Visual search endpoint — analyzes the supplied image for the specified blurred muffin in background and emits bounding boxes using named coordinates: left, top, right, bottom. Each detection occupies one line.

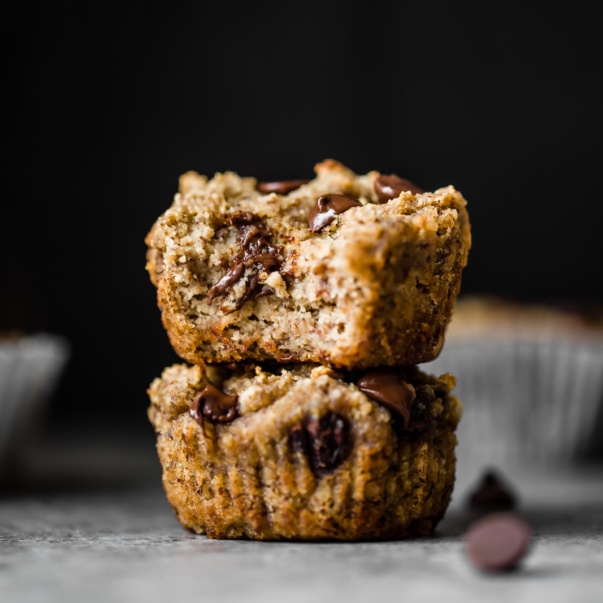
left=0, top=332, right=71, bottom=480
left=421, top=295, right=603, bottom=470
left=443, top=295, right=603, bottom=344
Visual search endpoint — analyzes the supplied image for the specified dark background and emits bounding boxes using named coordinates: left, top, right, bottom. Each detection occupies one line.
left=3, top=2, right=602, bottom=439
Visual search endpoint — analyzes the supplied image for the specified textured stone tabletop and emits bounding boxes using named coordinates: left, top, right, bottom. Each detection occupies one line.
left=1, top=433, right=603, bottom=603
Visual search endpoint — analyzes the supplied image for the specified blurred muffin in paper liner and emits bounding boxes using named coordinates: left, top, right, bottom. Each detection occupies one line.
left=0, top=332, right=71, bottom=478
left=421, top=295, right=603, bottom=469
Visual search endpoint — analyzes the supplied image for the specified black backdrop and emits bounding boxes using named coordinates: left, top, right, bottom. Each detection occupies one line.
left=3, top=2, right=602, bottom=433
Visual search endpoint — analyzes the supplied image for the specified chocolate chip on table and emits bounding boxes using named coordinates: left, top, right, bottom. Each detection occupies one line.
left=464, top=512, right=533, bottom=572
left=356, top=368, right=416, bottom=429
left=374, top=174, right=424, bottom=202
left=308, top=194, right=362, bottom=233
left=290, top=411, right=351, bottom=476
left=190, top=384, right=239, bottom=425
left=467, top=468, right=518, bottom=514
left=257, top=179, right=310, bottom=194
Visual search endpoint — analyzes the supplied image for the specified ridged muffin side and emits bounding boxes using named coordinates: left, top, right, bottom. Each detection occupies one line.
left=147, top=363, right=462, bottom=541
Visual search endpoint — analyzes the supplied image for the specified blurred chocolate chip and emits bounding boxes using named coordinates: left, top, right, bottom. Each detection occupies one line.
left=467, top=468, right=517, bottom=514
left=257, top=179, right=310, bottom=194
left=357, top=368, right=416, bottom=429
left=464, top=512, right=533, bottom=572
left=308, top=193, right=362, bottom=232
left=290, top=412, right=351, bottom=476
left=190, top=384, right=239, bottom=425
left=374, top=174, right=424, bottom=202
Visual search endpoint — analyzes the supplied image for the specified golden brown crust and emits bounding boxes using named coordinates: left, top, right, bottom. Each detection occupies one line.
left=144, top=159, right=471, bottom=369
left=147, top=363, right=462, bottom=541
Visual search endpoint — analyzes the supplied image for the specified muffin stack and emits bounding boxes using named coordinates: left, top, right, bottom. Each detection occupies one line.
left=144, top=159, right=472, bottom=540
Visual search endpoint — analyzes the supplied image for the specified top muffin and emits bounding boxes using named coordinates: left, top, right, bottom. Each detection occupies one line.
left=145, top=159, right=471, bottom=369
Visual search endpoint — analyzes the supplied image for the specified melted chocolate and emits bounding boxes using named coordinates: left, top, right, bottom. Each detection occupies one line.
left=208, top=212, right=284, bottom=312
left=356, top=368, right=416, bottom=429
left=190, top=384, right=239, bottom=425
left=308, top=193, right=362, bottom=232
left=257, top=179, right=310, bottom=194
left=374, top=174, right=424, bottom=202
left=290, top=412, right=351, bottom=476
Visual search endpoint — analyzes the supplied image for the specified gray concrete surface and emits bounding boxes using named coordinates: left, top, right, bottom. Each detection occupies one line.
left=1, top=434, right=602, bottom=603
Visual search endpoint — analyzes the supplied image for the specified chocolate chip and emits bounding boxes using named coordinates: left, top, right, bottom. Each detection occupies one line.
left=374, top=174, right=424, bottom=202
left=226, top=211, right=257, bottom=227
left=308, top=194, right=362, bottom=233
left=357, top=368, right=416, bottom=429
left=464, top=513, right=533, bottom=572
left=257, top=179, right=310, bottom=195
left=467, top=469, right=518, bottom=514
left=190, top=384, right=239, bottom=425
left=208, top=212, right=285, bottom=312
left=290, top=412, right=351, bottom=476
left=208, top=262, right=246, bottom=302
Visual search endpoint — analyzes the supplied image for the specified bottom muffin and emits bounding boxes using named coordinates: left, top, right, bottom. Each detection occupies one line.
left=147, top=362, right=462, bottom=541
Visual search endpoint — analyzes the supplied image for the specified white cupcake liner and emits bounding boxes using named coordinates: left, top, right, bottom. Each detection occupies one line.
left=0, top=333, right=71, bottom=471
left=422, top=337, right=603, bottom=469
